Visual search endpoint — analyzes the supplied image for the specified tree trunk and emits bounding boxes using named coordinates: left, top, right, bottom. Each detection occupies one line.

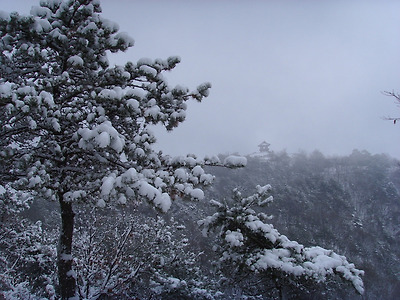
left=275, top=278, right=285, bottom=300
left=58, top=193, right=77, bottom=299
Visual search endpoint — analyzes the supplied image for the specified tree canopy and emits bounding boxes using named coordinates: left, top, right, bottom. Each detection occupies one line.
left=0, top=0, right=218, bottom=297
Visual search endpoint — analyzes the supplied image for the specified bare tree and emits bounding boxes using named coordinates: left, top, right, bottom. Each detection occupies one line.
left=382, top=90, right=400, bottom=124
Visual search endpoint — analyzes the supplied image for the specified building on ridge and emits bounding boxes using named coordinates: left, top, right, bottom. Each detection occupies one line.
left=258, top=141, right=271, bottom=153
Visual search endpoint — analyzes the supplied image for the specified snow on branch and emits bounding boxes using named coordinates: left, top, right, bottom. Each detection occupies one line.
left=199, top=185, right=364, bottom=294
left=382, top=90, right=400, bottom=124
left=223, top=155, right=247, bottom=168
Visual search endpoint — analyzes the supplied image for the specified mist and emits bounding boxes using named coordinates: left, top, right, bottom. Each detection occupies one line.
left=3, top=0, right=400, bottom=158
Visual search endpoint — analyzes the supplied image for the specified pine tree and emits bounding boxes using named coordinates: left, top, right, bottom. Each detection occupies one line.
left=199, top=185, right=364, bottom=298
left=0, top=0, right=219, bottom=297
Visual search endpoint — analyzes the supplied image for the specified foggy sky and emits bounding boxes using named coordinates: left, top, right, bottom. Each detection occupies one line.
left=2, top=0, right=400, bottom=158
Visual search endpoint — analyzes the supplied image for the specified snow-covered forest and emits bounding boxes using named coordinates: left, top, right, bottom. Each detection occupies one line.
left=2, top=148, right=399, bottom=299
left=0, top=1, right=399, bottom=299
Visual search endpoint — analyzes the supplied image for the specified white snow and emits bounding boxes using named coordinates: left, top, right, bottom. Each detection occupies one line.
left=96, top=198, right=106, bottom=208
left=166, top=277, right=182, bottom=289
left=225, top=230, right=244, bottom=247
left=78, top=121, right=125, bottom=152
left=204, top=155, right=221, bottom=165
left=154, top=193, right=172, bottom=213
left=138, top=181, right=159, bottom=200
left=200, top=173, right=214, bottom=185
left=28, top=175, right=42, bottom=187
left=122, top=168, right=137, bottom=182
left=67, top=55, right=84, bottom=67
left=40, top=89, right=57, bottom=106
left=0, top=185, right=6, bottom=195
left=185, top=187, right=204, bottom=200
left=135, top=147, right=145, bottom=157
left=29, top=119, right=37, bottom=129
left=0, top=82, right=12, bottom=97
left=98, top=88, right=121, bottom=100
left=100, top=17, right=119, bottom=32
left=96, top=105, right=105, bottom=115
left=137, top=57, right=153, bottom=66
left=51, top=118, right=61, bottom=132
left=78, top=128, right=94, bottom=141
left=249, top=239, right=365, bottom=294
left=127, top=99, right=139, bottom=110
left=119, top=152, right=127, bottom=162
left=185, top=156, right=197, bottom=167
left=118, top=194, right=127, bottom=204
left=33, top=17, right=52, bottom=33
left=173, top=85, right=189, bottom=94
left=191, top=165, right=204, bottom=177
left=83, top=21, right=98, bottom=33
left=256, top=184, right=272, bottom=194
left=64, top=190, right=87, bottom=202
left=154, top=177, right=166, bottom=188
left=96, top=131, right=110, bottom=148
left=16, top=86, right=35, bottom=95
left=139, top=65, right=157, bottom=77
left=144, top=105, right=161, bottom=119
left=196, top=82, right=212, bottom=96
left=223, top=155, right=247, bottom=167
left=174, top=168, right=188, bottom=181
left=101, top=174, right=116, bottom=196
left=30, top=6, right=52, bottom=18
left=246, top=220, right=278, bottom=244
left=115, top=32, right=134, bottom=47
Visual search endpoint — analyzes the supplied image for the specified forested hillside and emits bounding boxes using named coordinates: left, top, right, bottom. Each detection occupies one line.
left=206, top=149, right=400, bottom=299
left=2, top=148, right=398, bottom=299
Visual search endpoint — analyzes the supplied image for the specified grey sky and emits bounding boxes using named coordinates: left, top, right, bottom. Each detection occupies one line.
left=2, top=0, right=400, bottom=158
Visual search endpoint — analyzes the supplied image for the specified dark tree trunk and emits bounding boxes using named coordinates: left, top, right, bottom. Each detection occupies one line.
left=58, top=193, right=77, bottom=299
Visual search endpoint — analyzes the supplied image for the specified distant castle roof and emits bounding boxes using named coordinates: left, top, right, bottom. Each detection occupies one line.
left=258, top=141, right=270, bottom=147
left=258, top=141, right=270, bottom=152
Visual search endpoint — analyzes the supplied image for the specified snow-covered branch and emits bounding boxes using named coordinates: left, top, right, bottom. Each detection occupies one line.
left=199, top=185, right=364, bottom=295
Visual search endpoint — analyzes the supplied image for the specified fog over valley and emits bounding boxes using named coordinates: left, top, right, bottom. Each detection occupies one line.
left=4, top=0, right=399, bottom=158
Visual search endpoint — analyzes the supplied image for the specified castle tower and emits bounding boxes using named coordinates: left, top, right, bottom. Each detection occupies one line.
left=258, top=141, right=270, bottom=153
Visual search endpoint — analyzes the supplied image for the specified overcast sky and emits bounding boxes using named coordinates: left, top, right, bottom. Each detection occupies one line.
left=2, top=0, right=400, bottom=158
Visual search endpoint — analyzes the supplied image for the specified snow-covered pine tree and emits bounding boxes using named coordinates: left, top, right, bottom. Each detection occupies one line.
left=0, top=0, right=226, bottom=298
left=199, top=185, right=364, bottom=298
